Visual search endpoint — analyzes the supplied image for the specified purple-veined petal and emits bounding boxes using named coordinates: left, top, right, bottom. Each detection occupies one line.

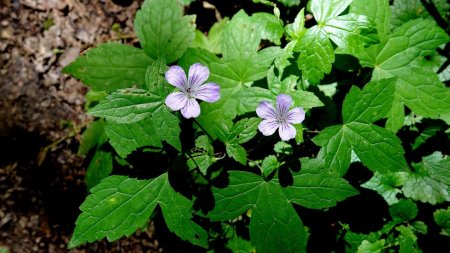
left=165, top=92, right=188, bottom=111
left=258, top=119, right=279, bottom=136
left=165, top=65, right=187, bottom=89
left=278, top=123, right=296, bottom=141
left=181, top=98, right=201, bottom=119
left=194, top=83, right=220, bottom=102
left=188, top=63, right=210, bottom=89
left=276, top=94, right=293, bottom=116
left=287, top=107, right=305, bottom=124
left=256, top=101, right=278, bottom=120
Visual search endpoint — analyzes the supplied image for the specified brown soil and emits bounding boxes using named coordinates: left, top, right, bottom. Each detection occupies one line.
left=0, top=0, right=161, bottom=252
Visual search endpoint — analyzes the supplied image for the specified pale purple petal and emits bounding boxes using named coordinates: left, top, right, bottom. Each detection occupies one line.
left=256, top=101, right=278, bottom=120
left=278, top=123, right=296, bottom=141
left=194, top=83, right=220, bottom=102
left=188, top=63, right=210, bottom=89
left=165, top=92, right=188, bottom=111
left=287, top=107, right=305, bottom=124
left=165, top=66, right=187, bottom=89
left=258, top=119, right=279, bottom=136
left=276, top=94, right=293, bottom=116
left=181, top=98, right=201, bottom=119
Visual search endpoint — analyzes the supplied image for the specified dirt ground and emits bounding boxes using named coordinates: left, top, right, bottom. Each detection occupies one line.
left=0, top=0, right=162, bottom=252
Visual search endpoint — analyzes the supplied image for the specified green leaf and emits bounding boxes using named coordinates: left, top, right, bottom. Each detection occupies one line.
left=226, top=143, right=248, bottom=165
left=305, top=0, right=378, bottom=63
left=368, top=19, right=450, bottom=119
left=390, top=0, right=450, bottom=29
left=209, top=171, right=307, bottom=253
left=288, top=8, right=305, bottom=39
left=322, top=13, right=377, bottom=52
left=422, top=152, right=450, bottom=185
left=361, top=172, right=407, bottom=205
left=284, top=158, right=359, bottom=209
left=434, top=207, right=450, bottom=236
left=89, top=88, right=161, bottom=124
left=187, top=154, right=212, bottom=175
left=69, top=174, right=208, bottom=249
left=216, top=118, right=260, bottom=165
left=78, top=120, right=107, bottom=156
left=274, top=141, right=293, bottom=155
left=314, top=126, right=352, bottom=176
left=250, top=182, right=306, bottom=253
left=226, top=229, right=255, bottom=253
left=210, top=164, right=356, bottom=252
left=158, top=177, right=208, bottom=247
left=192, top=18, right=228, bottom=54
left=314, top=77, right=408, bottom=175
left=144, top=58, right=168, bottom=91
left=187, top=135, right=214, bottom=174
left=389, top=199, right=418, bottom=222
left=219, top=11, right=272, bottom=81
left=105, top=110, right=181, bottom=158
left=373, top=19, right=449, bottom=70
left=63, top=43, right=153, bottom=92
left=342, top=78, right=397, bottom=123
left=346, top=123, right=408, bottom=174
left=251, top=13, right=284, bottom=45
left=296, top=27, right=334, bottom=84
left=226, top=118, right=261, bottom=144
left=403, top=152, right=450, bottom=204
left=85, top=150, right=113, bottom=190
left=350, top=0, right=391, bottom=41
left=357, top=239, right=385, bottom=253
left=403, top=173, right=450, bottom=205
left=396, top=225, right=421, bottom=253
left=365, top=152, right=450, bottom=205
left=314, top=123, right=407, bottom=176
left=385, top=96, right=405, bottom=133
left=292, top=90, right=324, bottom=109
left=310, top=0, right=353, bottom=22
left=394, top=68, right=450, bottom=119
left=209, top=171, right=263, bottom=221
left=134, top=0, right=195, bottom=63
left=261, top=155, right=279, bottom=177
left=411, top=221, right=428, bottom=235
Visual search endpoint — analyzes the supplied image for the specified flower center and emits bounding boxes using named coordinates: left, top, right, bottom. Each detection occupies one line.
left=184, top=87, right=195, bottom=99
left=276, top=113, right=287, bottom=125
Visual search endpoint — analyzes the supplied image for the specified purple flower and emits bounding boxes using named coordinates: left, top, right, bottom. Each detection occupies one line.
left=165, top=63, right=220, bottom=119
left=256, top=94, right=305, bottom=141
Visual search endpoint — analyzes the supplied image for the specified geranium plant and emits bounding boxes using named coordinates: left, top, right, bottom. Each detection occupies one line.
left=64, top=0, right=450, bottom=252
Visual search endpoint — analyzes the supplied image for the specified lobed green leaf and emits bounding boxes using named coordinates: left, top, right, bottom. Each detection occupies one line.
left=342, top=78, right=397, bottom=124
left=89, top=89, right=161, bottom=124
left=63, top=43, right=153, bottom=92
left=134, top=0, right=195, bottom=63
left=69, top=174, right=208, bottom=249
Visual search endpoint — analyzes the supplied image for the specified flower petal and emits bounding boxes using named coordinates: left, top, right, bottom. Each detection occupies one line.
left=165, top=65, right=187, bottom=89
left=258, top=119, right=279, bottom=136
left=276, top=94, right=293, bottom=116
left=181, top=98, right=201, bottom=119
left=188, top=63, right=209, bottom=89
left=278, top=123, right=296, bottom=141
left=287, top=107, right=305, bottom=124
left=256, top=101, right=278, bottom=120
left=194, top=83, right=220, bottom=102
left=165, top=92, right=188, bottom=111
